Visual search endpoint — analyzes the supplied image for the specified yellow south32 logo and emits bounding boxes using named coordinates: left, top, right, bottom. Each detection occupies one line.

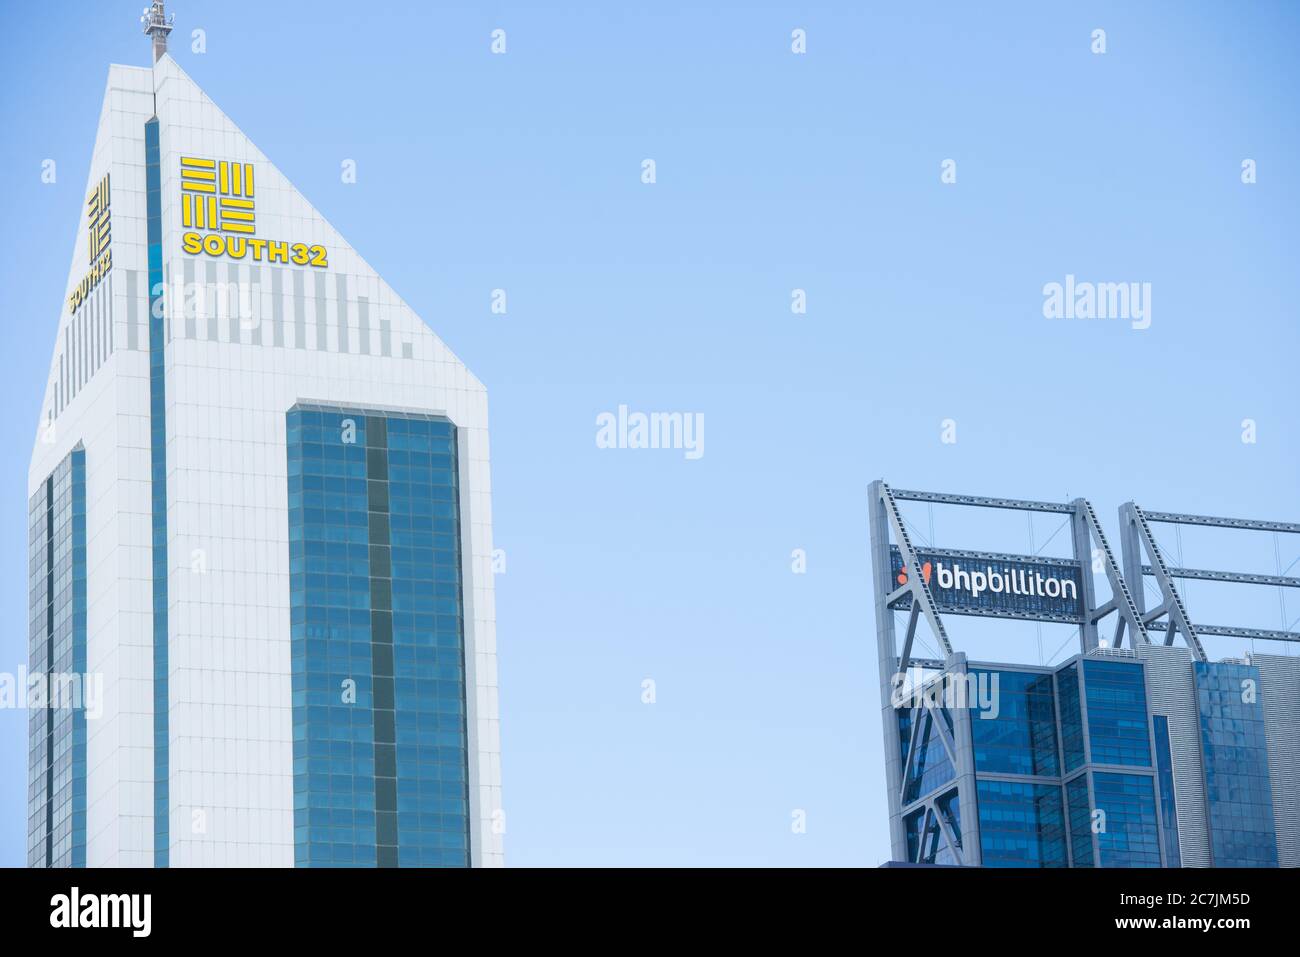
left=179, top=156, right=328, bottom=268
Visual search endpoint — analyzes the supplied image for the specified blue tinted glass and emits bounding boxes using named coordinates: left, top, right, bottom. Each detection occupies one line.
left=1093, top=772, right=1161, bottom=867
left=144, top=116, right=170, bottom=866
left=938, top=789, right=962, bottom=858
left=904, top=788, right=962, bottom=865
left=1194, top=662, right=1277, bottom=867
left=976, top=779, right=1066, bottom=867
left=27, top=449, right=87, bottom=868
left=1065, top=775, right=1094, bottom=867
left=289, top=406, right=469, bottom=867
left=899, top=707, right=955, bottom=803
left=970, top=669, right=1059, bottom=776
left=1083, top=660, right=1151, bottom=767
left=1056, top=663, right=1085, bottom=773
left=1152, top=715, right=1180, bottom=867
left=903, top=806, right=925, bottom=863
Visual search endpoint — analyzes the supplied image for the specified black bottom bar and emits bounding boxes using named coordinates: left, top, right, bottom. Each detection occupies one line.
left=0, top=865, right=1284, bottom=942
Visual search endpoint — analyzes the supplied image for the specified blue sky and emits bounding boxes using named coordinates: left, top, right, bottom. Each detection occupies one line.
left=0, top=1, right=1297, bottom=866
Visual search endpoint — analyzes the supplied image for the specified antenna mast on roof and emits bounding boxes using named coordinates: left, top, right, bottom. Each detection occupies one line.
left=141, top=1, right=175, bottom=63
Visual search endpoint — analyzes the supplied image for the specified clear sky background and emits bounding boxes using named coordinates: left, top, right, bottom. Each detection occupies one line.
left=0, top=1, right=1297, bottom=867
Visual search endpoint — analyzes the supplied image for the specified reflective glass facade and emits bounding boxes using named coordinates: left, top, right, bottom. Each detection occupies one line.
left=898, top=706, right=955, bottom=803
left=975, top=779, right=1067, bottom=867
left=1092, top=771, right=1161, bottom=867
left=145, top=115, right=170, bottom=867
left=969, top=669, right=1058, bottom=776
left=1194, top=661, right=1278, bottom=867
left=288, top=405, right=470, bottom=867
left=27, top=448, right=87, bottom=868
left=938, top=789, right=961, bottom=860
left=1057, top=663, right=1085, bottom=773
left=904, top=790, right=961, bottom=865
left=961, top=664, right=1161, bottom=868
left=1152, top=715, right=1181, bottom=867
left=1082, top=660, right=1151, bottom=767
left=950, top=656, right=1285, bottom=868
left=1065, top=775, right=1094, bottom=867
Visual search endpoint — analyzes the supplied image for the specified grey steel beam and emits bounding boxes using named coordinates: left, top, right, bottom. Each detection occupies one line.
left=1089, top=598, right=1118, bottom=624
left=880, top=482, right=953, bottom=661
left=1073, top=498, right=1150, bottom=651
left=899, top=704, right=925, bottom=804
left=1072, top=502, right=1100, bottom=652
left=914, top=807, right=933, bottom=863
left=1122, top=503, right=1205, bottom=661
left=1142, top=605, right=1169, bottom=625
left=932, top=797, right=963, bottom=864
left=897, top=700, right=960, bottom=806
left=1118, top=502, right=1146, bottom=650
left=916, top=604, right=1085, bottom=625
left=1146, top=621, right=1300, bottom=642
left=928, top=701, right=959, bottom=767
left=891, top=488, right=1073, bottom=514
left=1129, top=502, right=1300, bottom=653
left=1143, top=565, right=1300, bottom=589
left=1142, top=511, right=1300, bottom=535
left=892, top=545, right=1081, bottom=567
left=869, top=480, right=911, bottom=863
left=898, top=603, right=922, bottom=687
left=947, top=653, right=980, bottom=866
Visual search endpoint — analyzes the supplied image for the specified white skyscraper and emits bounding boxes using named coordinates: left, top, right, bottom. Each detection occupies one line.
left=27, top=3, right=502, bottom=867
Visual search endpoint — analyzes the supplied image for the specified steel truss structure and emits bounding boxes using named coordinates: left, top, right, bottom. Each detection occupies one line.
left=869, top=480, right=1154, bottom=865
left=1119, top=504, right=1300, bottom=657
left=870, top=480, right=1300, bottom=867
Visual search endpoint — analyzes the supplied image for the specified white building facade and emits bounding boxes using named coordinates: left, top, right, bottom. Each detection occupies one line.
left=28, top=42, right=502, bottom=867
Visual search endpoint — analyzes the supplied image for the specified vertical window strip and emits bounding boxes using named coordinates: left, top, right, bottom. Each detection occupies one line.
left=145, top=117, right=170, bottom=867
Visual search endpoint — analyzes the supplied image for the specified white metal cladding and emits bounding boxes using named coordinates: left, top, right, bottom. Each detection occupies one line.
left=30, top=55, right=503, bottom=867
left=149, top=53, right=502, bottom=867
left=1253, top=654, right=1300, bottom=867
left=1137, top=644, right=1211, bottom=868
left=154, top=263, right=418, bottom=357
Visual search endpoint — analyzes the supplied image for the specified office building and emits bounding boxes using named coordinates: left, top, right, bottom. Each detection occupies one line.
left=870, top=481, right=1298, bottom=867
left=27, top=3, right=503, bottom=867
